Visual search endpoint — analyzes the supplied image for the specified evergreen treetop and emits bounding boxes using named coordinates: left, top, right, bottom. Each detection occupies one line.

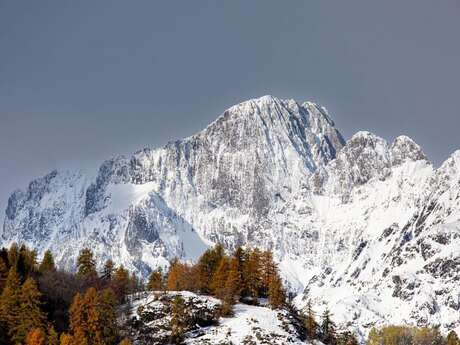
left=39, top=250, right=56, bottom=273
left=76, top=248, right=97, bottom=278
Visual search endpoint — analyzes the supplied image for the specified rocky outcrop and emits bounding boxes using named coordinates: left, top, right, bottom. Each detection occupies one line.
left=123, top=291, right=308, bottom=345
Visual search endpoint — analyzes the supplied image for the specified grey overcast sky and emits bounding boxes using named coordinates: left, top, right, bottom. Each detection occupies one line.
left=0, top=0, right=460, bottom=217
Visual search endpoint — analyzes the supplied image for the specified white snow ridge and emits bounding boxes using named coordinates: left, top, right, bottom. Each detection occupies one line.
left=2, top=95, right=460, bottom=337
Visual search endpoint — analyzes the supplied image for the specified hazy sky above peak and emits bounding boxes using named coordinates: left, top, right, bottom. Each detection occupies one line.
left=0, top=0, right=459, bottom=217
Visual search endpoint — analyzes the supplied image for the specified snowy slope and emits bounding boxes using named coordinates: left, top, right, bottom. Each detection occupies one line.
left=186, top=303, right=307, bottom=345
left=126, top=291, right=309, bottom=345
left=2, top=95, right=460, bottom=336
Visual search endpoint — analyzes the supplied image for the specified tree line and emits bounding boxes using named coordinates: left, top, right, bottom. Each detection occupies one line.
left=146, top=244, right=287, bottom=315
left=296, top=301, right=460, bottom=345
left=296, top=299, right=358, bottom=345
left=0, top=243, right=135, bottom=345
left=367, top=325, right=460, bottom=345
left=146, top=244, right=356, bottom=345
left=1, top=242, right=458, bottom=345
left=0, top=243, right=288, bottom=344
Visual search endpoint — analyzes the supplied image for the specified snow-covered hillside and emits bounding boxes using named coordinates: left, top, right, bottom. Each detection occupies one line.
left=125, top=291, right=308, bottom=345
left=2, top=95, right=459, bottom=336
left=186, top=303, right=307, bottom=345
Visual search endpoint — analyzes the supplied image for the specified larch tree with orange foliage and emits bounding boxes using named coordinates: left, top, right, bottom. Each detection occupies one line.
left=147, top=268, right=164, bottom=291
left=260, top=250, right=276, bottom=296
left=59, top=333, right=75, bottom=345
left=84, top=287, right=105, bottom=345
left=0, top=267, right=21, bottom=341
left=111, top=265, right=130, bottom=303
left=69, top=293, right=86, bottom=339
left=243, top=248, right=262, bottom=298
left=267, top=270, right=286, bottom=309
left=12, top=277, right=47, bottom=344
left=210, top=257, right=230, bottom=297
left=25, top=328, right=47, bottom=345
left=166, top=259, right=193, bottom=291
left=219, top=258, right=242, bottom=315
left=196, top=244, right=224, bottom=293
left=47, top=325, right=59, bottom=345
left=0, top=257, right=8, bottom=291
left=69, top=287, right=119, bottom=345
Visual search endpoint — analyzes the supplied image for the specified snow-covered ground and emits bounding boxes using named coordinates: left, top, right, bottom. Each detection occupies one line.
left=126, top=291, right=310, bottom=345
left=186, top=303, right=307, bottom=345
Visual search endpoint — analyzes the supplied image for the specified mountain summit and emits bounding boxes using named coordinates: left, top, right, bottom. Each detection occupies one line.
left=2, top=96, right=459, bottom=337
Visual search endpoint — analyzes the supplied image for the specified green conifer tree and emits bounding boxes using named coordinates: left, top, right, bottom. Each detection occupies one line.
left=303, top=299, right=317, bottom=339
left=17, top=245, right=37, bottom=279
left=101, top=259, right=115, bottom=282
left=321, top=308, right=336, bottom=345
left=338, top=331, right=359, bottom=345
left=76, top=248, right=97, bottom=278
left=170, top=295, right=187, bottom=344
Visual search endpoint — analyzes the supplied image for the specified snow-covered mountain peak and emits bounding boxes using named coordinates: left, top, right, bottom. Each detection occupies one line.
left=390, top=135, right=428, bottom=166
left=310, top=131, right=391, bottom=196
left=345, top=131, right=390, bottom=169
left=213, top=95, right=320, bottom=125
left=440, top=149, right=460, bottom=170
left=212, top=95, right=338, bottom=139
left=350, top=130, right=377, bottom=139
left=192, top=95, right=345, bottom=175
left=348, top=130, right=387, bottom=148
left=433, top=149, right=460, bottom=193
left=309, top=132, right=431, bottom=198
left=248, top=94, right=280, bottom=105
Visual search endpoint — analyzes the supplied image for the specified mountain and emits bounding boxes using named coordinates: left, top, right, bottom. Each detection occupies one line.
left=2, top=95, right=459, bottom=336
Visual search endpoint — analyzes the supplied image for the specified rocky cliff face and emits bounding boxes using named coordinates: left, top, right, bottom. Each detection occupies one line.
left=2, top=95, right=459, bottom=335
